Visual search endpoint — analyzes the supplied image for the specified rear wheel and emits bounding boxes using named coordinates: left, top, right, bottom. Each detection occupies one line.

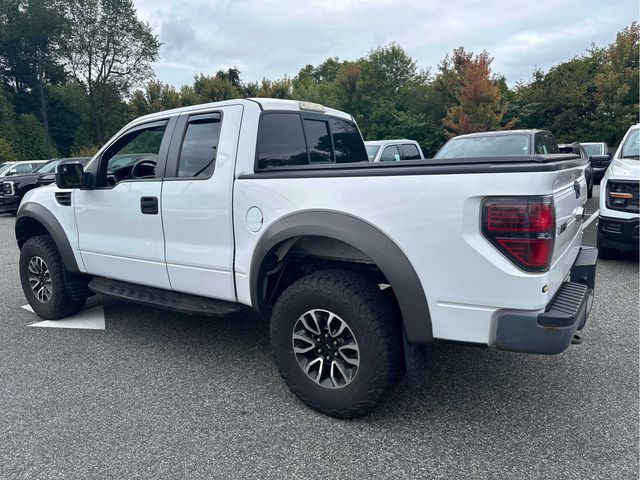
left=270, top=270, right=403, bottom=418
left=19, top=235, right=86, bottom=319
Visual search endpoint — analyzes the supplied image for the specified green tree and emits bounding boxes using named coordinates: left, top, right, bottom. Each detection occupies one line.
left=14, top=113, right=57, bottom=158
left=594, top=22, right=639, bottom=144
left=47, top=82, right=91, bottom=155
left=0, top=137, right=18, bottom=163
left=62, top=0, right=160, bottom=143
left=0, top=0, right=69, bottom=158
left=192, top=74, right=242, bottom=103
left=129, top=80, right=182, bottom=118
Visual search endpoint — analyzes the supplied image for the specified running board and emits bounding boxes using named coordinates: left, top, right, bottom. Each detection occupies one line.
left=88, top=277, right=242, bottom=316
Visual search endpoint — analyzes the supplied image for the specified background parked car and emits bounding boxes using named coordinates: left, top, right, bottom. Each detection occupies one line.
left=0, top=162, right=17, bottom=176
left=0, top=160, right=48, bottom=178
left=597, top=124, right=639, bottom=258
left=434, top=129, right=560, bottom=159
left=365, top=140, right=424, bottom=162
left=558, top=143, right=594, bottom=198
left=35, top=157, right=91, bottom=186
left=0, top=158, right=90, bottom=214
left=581, top=142, right=612, bottom=183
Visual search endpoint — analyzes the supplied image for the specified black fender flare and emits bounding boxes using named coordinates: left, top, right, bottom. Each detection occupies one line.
left=250, top=210, right=433, bottom=343
left=15, top=202, right=81, bottom=273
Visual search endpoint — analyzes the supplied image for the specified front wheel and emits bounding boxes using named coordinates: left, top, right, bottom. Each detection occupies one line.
left=19, top=235, right=86, bottom=319
left=270, top=270, right=403, bottom=418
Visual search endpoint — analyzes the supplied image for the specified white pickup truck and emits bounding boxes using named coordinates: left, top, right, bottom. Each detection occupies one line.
left=597, top=124, right=639, bottom=258
left=15, top=98, right=597, bottom=418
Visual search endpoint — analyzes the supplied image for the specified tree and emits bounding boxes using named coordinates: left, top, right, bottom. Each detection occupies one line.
left=441, top=48, right=515, bottom=135
left=129, top=80, right=182, bottom=118
left=192, top=73, right=242, bottom=103
left=0, top=137, right=17, bottom=163
left=47, top=82, right=91, bottom=155
left=255, top=78, right=292, bottom=99
left=0, top=0, right=69, bottom=158
left=594, top=22, right=639, bottom=144
left=62, top=0, right=160, bottom=143
left=14, top=113, right=57, bottom=158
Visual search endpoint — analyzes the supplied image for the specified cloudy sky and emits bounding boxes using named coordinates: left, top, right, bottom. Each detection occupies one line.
left=132, top=0, right=637, bottom=88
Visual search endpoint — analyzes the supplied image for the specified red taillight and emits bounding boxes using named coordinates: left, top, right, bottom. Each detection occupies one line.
left=482, top=197, right=555, bottom=271
left=486, top=203, right=554, bottom=232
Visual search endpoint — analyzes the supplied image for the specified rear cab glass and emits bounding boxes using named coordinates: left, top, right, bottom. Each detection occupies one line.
left=256, top=112, right=367, bottom=169
left=435, top=135, right=530, bottom=159
left=400, top=144, right=421, bottom=160
left=534, top=132, right=559, bottom=154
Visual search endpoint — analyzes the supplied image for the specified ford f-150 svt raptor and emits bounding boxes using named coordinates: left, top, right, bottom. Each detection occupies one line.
left=15, top=98, right=597, bottom=418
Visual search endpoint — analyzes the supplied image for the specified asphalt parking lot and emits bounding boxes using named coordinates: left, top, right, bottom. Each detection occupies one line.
left=0, top=186, right=638, bottom=480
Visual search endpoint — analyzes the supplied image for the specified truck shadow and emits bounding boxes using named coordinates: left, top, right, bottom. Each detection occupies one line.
left=95, top=295, right=594, bottom=427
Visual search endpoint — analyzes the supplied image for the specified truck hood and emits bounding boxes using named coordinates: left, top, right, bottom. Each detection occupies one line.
left=609, top=158, right=640, bottom=181
left=0, top=172, right=39, bottom=185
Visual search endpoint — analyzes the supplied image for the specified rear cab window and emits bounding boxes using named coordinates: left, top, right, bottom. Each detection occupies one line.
left=380, top=145, right=401, bottom=162
left=534, top=132, right=559, bottom=154
left=256, top=112, right=367, bottom=170
left=400, top=144, right=421, bottom=160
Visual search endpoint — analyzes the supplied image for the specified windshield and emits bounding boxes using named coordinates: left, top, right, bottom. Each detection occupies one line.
left=621, top=129, right=640, bottom=158
left=34, top=160, right=61, bottom=174
left=434, top=134, right=530, bottom=159
left=365, top=145, right=380, bottom=161
left=582, top=144, right=604, bottom=156
left=0, top=163, right=14, bottom=175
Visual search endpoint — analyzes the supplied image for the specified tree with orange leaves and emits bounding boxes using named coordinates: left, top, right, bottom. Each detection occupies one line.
left=440, top=47, right=516, bottom=136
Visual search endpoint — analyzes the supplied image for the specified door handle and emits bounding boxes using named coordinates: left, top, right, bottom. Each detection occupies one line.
left=140, top=196, right=158, bottom=215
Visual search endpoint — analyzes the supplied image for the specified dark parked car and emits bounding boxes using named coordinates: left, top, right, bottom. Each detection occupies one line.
left=558, top=143, right=594, bottom=198
left=0, top=157, right=90, bottom=214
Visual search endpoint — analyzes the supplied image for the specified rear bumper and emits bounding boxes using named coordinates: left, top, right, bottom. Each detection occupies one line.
left=495, top=247, right=597, bottom=355
left=598, top=215, right=639, bottom=251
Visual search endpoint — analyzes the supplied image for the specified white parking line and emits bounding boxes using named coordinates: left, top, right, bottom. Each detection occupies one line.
left=23, top=305, right=106, bottom=330
left=582, top=209, right=599, bottom=231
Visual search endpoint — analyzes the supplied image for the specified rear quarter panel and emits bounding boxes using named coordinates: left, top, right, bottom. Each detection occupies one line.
left=233, top=165, right=586, bottom=345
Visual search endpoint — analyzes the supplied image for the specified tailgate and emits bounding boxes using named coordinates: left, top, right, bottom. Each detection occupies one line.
left=549, top=163, right=588, bottom=289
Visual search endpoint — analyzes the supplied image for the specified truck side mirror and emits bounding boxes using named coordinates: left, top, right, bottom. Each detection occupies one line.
left=589, top=154, right=612, bottom=169
left=56, top=161, right=85, bottom=189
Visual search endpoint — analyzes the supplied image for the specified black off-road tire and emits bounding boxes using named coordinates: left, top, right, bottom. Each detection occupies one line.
left=19, top=235, right=86, bottom=319
left=270, top=270, right=403, bottom=418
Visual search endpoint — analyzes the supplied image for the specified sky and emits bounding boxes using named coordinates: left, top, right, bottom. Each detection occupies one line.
left=132, top=0, right=638, bottom=88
